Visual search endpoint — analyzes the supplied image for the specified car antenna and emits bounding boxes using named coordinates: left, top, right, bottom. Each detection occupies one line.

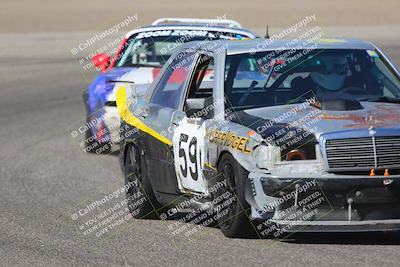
left=265, top=25, right=270, bottom=39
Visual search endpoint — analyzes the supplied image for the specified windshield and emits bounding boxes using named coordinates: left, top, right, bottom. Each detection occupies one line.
left=224, top=49, right=400, bottom=110
left=116, top=29, right=247, bottom=68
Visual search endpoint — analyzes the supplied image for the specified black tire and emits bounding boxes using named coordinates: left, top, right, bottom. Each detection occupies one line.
left=124, top=144, right=160, bottom=219
left=83, top=117, right=111, bottom=154
left=215, top=153, right=256, bottom=238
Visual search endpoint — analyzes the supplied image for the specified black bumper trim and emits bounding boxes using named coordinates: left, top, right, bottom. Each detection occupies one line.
left=273, top=219, right=400, bottom=233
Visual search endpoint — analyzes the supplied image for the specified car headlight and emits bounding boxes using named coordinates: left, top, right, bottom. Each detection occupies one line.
left=286, top=149, right=306, bottom=160
left=252, top=144, right=281, bottom=170
left=281, top=143, right=317, bottom=161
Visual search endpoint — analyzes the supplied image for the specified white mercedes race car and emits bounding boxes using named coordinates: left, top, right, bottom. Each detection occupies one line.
left=117, top=37, right=400, bottom=238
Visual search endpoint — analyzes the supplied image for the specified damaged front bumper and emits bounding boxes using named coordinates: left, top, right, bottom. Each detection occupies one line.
left=103, top=106, right=121, bottom=144
left=245, top=172, right=400, bottom=232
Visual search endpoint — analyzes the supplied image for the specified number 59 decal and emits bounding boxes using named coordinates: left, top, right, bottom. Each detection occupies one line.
left=172, top=118, right=207, bottom=193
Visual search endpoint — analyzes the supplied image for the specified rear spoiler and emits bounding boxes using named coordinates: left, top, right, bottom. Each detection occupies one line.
left=151, top=18, right=242, bottom=28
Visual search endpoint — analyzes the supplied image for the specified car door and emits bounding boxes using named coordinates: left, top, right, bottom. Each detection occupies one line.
left=171, top=52, right=216, bottom=194
left=141, top=51, right=196, bottom=194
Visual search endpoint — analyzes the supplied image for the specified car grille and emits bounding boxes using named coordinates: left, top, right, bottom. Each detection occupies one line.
left=325, top=136, right=400, bottom=170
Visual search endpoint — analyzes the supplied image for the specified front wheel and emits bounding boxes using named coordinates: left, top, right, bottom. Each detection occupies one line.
left=214, top=153, right=256, bottom=238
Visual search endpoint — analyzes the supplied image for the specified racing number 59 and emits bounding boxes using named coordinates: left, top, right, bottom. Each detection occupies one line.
left=178, top=133, right=199, bottom=181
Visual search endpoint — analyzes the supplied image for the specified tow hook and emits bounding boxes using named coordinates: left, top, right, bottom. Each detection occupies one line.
left=347, top=198, right=353, bottom=222
left=383, top=179, right=394, bottom=186
left=294, top=184, right=300, bottom=207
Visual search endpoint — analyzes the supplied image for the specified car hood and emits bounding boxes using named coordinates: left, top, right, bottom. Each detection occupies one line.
left=103, top=67, right=133, bottom=81
left=87, top=67, right=133, bottom=111
left=89, top=67, right=132, bottom=96
left=107, top=66, right=161, bottom=102
left=236, top=101, right=400, bottom=140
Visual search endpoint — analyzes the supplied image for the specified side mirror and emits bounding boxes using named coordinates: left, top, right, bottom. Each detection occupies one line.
left=185, top=97, right=214, bottom=119
left=92, top=53, right=111, bottom=72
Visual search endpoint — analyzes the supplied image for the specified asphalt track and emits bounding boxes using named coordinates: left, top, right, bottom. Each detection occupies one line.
left=1, top=31, right=400, bottom=266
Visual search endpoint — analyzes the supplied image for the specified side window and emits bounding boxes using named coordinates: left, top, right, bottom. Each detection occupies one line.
left=184, top=53, right=215, bottom=118
left=227, top=57, right=265, bottom=90
left=151, top=52, right=195, bottom=109
left=187, top=54, right=214, bottom=99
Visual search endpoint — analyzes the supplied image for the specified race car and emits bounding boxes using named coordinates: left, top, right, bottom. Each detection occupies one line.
left=82, top=18, right=256, bottom=154
left=116, top=37, right=400, bottom=238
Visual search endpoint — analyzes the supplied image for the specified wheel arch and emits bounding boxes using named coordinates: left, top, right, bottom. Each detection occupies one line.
left=216, top=150, right=232, bottom=170
left=119, top=125, right=143, bottom=171
left=216, top=150, right=250, bottom=172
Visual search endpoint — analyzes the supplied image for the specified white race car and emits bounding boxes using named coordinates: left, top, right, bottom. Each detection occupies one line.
left=83, top=18, right=256, bottom=153
left=117, top=37, right=400, bottom=238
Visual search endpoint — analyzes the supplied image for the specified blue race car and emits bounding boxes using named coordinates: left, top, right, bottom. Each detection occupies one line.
left=82, top=18, right=257, bottom=154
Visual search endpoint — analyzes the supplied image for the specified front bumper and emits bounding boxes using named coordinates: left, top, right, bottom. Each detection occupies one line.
left=246, top=172, right=400, bottom=232
left=103, top=106, right=121, bottom=144
left=271, top=219, right=400, bottom=233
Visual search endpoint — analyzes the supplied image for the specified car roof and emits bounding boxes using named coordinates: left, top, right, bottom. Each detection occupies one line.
left=179, top=37, right=377, bottom=55
left=125, top=24, right=257, bottom=39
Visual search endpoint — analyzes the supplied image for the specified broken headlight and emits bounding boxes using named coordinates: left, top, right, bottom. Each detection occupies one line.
left=281, top=143, right=317, bottom=161
left=252, top=144, right=281, bottom=170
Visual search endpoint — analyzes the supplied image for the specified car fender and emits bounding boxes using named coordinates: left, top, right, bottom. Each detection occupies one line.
left=205, top=119, right=264, bottom=174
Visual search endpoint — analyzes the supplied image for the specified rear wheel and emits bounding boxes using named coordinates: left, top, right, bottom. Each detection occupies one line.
left=124, top=144, right=159, bottom=219
left=215, top=153, right=256, bottom=237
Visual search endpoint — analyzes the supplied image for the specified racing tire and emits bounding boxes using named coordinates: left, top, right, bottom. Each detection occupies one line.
left=83, top=118, right=111, bottom=154
left=215, top=153, right=256, bottom=238
left=124, top=144, right=160, bottom=219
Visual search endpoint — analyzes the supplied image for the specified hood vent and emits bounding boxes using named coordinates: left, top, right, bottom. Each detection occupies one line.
left=320, top=99, right=363, bottom=111
left=313, top=94, right=364, bottom=111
